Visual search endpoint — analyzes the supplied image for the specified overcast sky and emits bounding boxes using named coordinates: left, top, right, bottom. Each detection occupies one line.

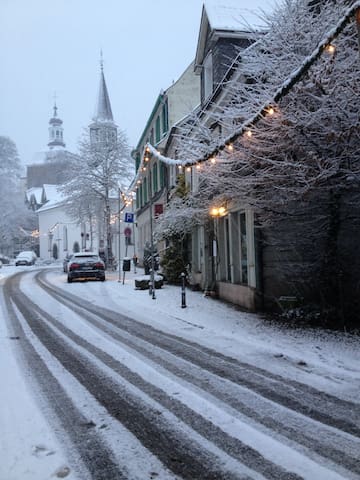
left=0, top=0, right=276, bottom=165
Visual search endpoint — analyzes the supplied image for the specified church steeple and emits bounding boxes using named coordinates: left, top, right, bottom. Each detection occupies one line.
left=89, top=55, right=117, bottom=145
left=93, top=56, right=114, bottom=123
left=48, top=101, right=66, bottom=149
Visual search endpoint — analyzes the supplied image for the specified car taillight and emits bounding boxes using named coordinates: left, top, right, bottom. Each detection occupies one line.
left=94, top=262, right=105, bottom=269
left=69, top=263, right=80, bottom=270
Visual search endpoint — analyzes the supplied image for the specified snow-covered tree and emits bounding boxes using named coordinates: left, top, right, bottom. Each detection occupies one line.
left=0, top=136, right=37, bottom=254
left=61, top=128, right=134, bottom=263
left=162, top=0, right=360, bottom=325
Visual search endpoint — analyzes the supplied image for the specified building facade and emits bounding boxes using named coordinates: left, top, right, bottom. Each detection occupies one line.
left=132, top=61, right=200, bottom=264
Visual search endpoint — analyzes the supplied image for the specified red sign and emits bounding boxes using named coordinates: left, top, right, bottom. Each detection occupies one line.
left=124, top=227, right=132, bottom=237
left=154, top=204, right=163, bottom=216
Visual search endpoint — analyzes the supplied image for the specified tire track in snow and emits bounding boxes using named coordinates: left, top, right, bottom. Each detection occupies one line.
left=36, top=271, right=360, bottom=478
left=37, top=271, right=360, bottom=436
left=3, top=273, right=128, bottom=480
left=6, top=272, right=256, bottom=480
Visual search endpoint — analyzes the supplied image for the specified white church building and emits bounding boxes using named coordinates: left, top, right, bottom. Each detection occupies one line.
left=33, top=64, right=136, bottom=264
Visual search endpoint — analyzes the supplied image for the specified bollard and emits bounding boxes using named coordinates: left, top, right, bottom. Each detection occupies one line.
left=181, top=272, right=186, bottom=308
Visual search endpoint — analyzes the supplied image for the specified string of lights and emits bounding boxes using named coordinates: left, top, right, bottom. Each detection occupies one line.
left=124, top=2, right=359, bottom=201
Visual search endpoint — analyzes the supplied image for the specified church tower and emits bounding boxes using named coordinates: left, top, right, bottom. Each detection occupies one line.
left=89, top=57, right=117, bottom=145
left=47, top=102, right=66, bottom=149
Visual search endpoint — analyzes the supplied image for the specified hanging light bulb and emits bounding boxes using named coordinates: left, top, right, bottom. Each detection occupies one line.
left=325, top=44, right=336, bottom=54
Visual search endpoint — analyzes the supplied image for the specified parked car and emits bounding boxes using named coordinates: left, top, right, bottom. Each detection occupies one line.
left=67, top=252, right=105, bottom=283
left=0, top=254, right=10, bottom=265
left=15, top=251, right=37, bottom=266
left=63, top=254, right=73, bottom=272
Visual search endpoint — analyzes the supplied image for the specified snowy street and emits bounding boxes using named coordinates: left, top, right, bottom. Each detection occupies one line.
left=1, top=265, right=359, bottom=480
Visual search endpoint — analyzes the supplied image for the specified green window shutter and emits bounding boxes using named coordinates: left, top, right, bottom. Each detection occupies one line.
left=162, top=101, right=168, bottom=134
left=160, top=163, right=166, bottom=188
left=139, top=185, right=143, bottom=207
left=144, top=178, right=148, bottom=203
left=155, top=116, right=161, bottom=143
left=135, top=153, right=141, bottom=171
left=153, top=163, right=158, bottom=192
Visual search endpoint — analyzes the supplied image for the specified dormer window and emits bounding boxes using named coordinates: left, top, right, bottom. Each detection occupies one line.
left=203, top=52, right=213, bottom=100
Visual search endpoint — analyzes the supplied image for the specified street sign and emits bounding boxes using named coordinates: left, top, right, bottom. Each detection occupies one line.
left=124, top=227, right=132, bottom=237
left=124, top=212, right=134, bottom=223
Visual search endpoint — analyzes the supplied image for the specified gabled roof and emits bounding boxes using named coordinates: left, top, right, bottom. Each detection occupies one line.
left=25, top=187, right=43, bottom=204
left=37, top=185, right=67, bottom=213
left=195, top=0, right=265, bottom=72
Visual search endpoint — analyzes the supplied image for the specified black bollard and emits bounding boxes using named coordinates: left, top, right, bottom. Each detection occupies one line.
left=181, top=272, right=186, bottom=308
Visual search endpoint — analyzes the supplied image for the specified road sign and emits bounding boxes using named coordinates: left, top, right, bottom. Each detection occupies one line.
left=124, top=212, right=134, bottom=223
left=124, top=227, right=132, bottom=237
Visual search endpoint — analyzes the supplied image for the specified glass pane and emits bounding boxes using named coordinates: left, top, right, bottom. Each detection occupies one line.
left=240, top=213, right=248, bottom=284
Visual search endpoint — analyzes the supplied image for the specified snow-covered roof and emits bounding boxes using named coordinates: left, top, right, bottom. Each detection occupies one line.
left=195, top=1, right=267, bottom=72
left=25, top=187, right=42, bottom=203
left=204, top=0, right=268, bottom=31
left=37, top=184, right=66, bottom=212
left=28, top=151, right=48, bottom=165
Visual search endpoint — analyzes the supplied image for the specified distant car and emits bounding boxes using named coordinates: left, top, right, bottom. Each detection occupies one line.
left=63, top=254, right=73, bottom=272
left=15, top=251, right=36, bottom=266
left=0, top=255, right=10, bottom=265
left=67, top=252, right=105, bottom=283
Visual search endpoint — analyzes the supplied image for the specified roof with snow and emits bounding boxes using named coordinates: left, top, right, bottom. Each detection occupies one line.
left=25, top=187, right=42, bottom=204
left=37, top=184, right=66, bottom=212
left=195, top=0, right=265, bottom=71
left=204, top=0, right=267, bottom=31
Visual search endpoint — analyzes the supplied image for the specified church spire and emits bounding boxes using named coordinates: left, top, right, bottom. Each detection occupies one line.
left=93, top=54, right=114, bottom=123
left=48, top=98, right=65, bottom=149
left=89, top=54, right=117, bottom=146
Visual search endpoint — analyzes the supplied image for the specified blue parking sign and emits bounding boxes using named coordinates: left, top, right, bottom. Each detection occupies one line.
left=124, top=212, right=134, bottom=223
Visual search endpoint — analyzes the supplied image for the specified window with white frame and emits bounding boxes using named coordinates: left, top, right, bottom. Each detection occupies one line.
left=218, top=211, right=254, bottom=286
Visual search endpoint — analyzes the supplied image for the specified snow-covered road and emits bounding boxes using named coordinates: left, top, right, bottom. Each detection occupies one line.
left=1, top=265, right=359, bottom=479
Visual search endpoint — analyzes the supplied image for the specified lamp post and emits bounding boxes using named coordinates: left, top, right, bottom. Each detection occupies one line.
left=118, top=188, right=122, bottom=283
left=148, top=164, right=156, bottom=300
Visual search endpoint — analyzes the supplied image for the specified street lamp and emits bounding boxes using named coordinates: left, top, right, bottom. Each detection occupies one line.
left=148, top=163, right=156, bottom=300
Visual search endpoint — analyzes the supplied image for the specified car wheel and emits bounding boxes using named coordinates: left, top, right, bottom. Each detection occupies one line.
left=67, top=276, right=72, bottom=283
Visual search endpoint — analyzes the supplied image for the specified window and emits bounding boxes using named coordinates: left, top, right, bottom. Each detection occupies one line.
left=218, top=211, right=251, bottom=285
left=240, top=213, right=248, bottom=284
left=203, top=52, right=213, bottom=100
